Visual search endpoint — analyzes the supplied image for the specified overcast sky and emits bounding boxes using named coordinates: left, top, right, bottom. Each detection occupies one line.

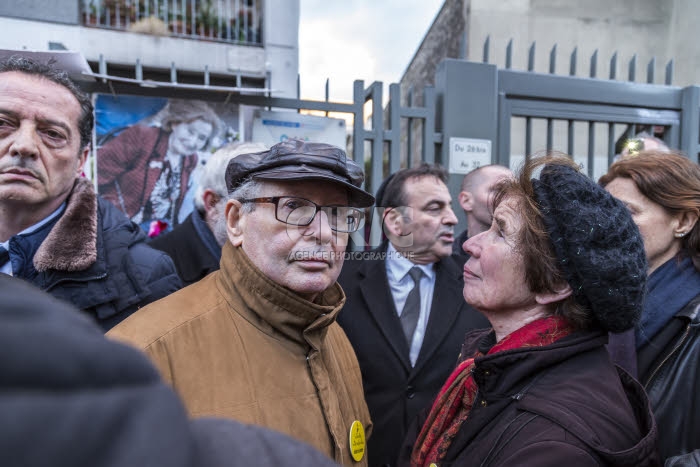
left=298, top=0, right=444, bottom=102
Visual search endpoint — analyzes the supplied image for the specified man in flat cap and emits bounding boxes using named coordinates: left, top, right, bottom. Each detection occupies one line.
left=109, top=139, right=374, bottom=466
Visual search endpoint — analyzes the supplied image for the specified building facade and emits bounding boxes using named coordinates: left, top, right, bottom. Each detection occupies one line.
left=400, top=0, right=700, bottom=168
left=0, top=0, right=299, bottom=97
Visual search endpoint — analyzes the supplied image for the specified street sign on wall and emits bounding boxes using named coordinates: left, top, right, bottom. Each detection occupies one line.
left=448, top=137, right=492, bottom=174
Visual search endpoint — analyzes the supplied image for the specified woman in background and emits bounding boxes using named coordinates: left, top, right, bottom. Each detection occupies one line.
left=98, top=99, right=221, bottom=232
left=601, top=151, right=700, bottom=465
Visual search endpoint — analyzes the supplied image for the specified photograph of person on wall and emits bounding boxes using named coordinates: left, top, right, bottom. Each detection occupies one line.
left=97, top=98, right=232, bottom=235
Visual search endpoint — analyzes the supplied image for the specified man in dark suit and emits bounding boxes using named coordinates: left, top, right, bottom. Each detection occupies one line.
left=338, top=164, right=489, bottom=467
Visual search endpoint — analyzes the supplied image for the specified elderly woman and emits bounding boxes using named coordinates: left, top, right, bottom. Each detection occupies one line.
left=601, top=151, right=700, bottom=465
left=402, top=155, right=658, bottom=467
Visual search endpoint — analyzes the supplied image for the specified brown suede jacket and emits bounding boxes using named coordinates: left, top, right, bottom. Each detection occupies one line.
left=109, top=242, right=373, bottom=466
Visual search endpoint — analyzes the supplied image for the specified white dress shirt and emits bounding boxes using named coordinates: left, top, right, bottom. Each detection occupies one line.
left=385, top=243, right=436, bottom=366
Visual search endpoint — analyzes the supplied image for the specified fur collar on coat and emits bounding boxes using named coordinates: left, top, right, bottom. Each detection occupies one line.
left=34, top=178, right=98, bottom=272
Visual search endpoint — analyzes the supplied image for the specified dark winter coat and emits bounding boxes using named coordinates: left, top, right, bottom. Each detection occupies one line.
left=452, top=228, right=469, bottom=261
left=399, top=329, right=660, bottom=467
left=7, top=178, right=181, bottom=331
left=0, top=274, right=339, bottom=467
left=149, top=210, right=221, bottom=285
left=338, top=249, right=489, bottom=467
left=639, top=294, right=700, bottom=466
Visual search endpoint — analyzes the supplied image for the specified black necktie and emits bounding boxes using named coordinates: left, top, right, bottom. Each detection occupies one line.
left=400, top=267, right=423, bottom=346
left=0, top=246, right=9, bottom=268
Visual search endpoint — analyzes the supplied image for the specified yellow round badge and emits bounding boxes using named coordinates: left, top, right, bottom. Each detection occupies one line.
left=349, top=420, right=366, bottom=462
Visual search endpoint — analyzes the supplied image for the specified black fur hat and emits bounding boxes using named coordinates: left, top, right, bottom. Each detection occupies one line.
left=532, top=163, right=647, bottom=332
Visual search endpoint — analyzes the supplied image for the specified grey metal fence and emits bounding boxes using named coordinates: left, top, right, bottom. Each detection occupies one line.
left=82, top=45, right=700, bottom=240
left=82, top=0, right=262, bottom=45
left=439, top=37, right=700, bottom=179
left=83, top=63, right=440, bottom=196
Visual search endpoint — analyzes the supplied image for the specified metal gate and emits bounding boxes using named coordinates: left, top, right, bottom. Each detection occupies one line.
left=82, top=49, right=700, bottom=238
left=435, top=59, right=700, bottom=176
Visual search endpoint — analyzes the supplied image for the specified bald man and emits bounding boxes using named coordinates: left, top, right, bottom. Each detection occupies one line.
left=453, top=164, right=513, bottom=258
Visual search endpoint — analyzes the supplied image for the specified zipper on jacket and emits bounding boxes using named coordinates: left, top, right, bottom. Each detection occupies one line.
left=305, top=351, right=339, bottom=461
left=44, top=271, right=108, bottom=292
left=643, top=323, right=691, bottom=390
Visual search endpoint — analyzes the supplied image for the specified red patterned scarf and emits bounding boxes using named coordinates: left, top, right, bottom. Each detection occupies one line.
left=411, top=315, right=574, bottom=467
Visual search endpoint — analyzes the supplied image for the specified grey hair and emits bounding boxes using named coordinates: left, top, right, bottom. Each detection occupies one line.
left=229, top=178, right=264, bottom=214
left=211, top=178, right=263, bottom=246
left=194, top=142, right=267, bottom=213
left=210, top=200, right=229, bottom=247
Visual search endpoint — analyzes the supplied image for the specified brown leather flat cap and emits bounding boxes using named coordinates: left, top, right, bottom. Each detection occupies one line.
left=225, top=138, right=375, bottom=207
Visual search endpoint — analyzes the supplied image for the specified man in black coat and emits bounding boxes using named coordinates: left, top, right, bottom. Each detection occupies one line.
left=0, top=55, right=180, bottom=331
left=338, top=164, right=489, bottom=467
left=150, top=142, right=266, bottom=285
left=0, top=274, right=338, bottom=467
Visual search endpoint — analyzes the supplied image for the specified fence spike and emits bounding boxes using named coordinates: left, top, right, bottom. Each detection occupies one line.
left=407, top=86, right=414, bottom=106
left=296, top=74, right=300, bottom=99
left=98, top=54, right=107, bottom=83
left=204, top=65, right=210, bottom=86
left=135, top=58, right=142, bottom=81
left=665, top=59, right=674, bottom=85
left=528, top=41, right=536, bottom=71
left=569, top=47, right=577, bottom=76
left=98, top=54, right=106, bottom=76
left=483, top=35, right=490, bottom=63
left=628, top=54, right=637, bottom=82
left=506, top=39, right=513, bottom=69
left=590, top=49, right=598, bottom=78
left=170, top=62, right=177, bottom=84
left=459, top=30, right=467, bottom=59
left=647, top=57, right=656, bottom=84
left=609, top=51, right=617, bottom=80
left=325, top=78, right=330, bottom=101
left=236, top=69, right=242, bottom=89
left=549, top=44, right=557, bottom=74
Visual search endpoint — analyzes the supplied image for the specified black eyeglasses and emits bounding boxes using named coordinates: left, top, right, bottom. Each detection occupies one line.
left=238, top=196, right=364, bottom=233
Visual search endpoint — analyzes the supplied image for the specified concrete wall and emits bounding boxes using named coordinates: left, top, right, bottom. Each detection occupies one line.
left=0, top=0, right=79, bottom=25
left=399, top=0, right=700, bottom=165
left=402, top=0, right=698, bottom=90
left=466, top=0, right=681, bottom=84
left=263, top=0, right=300, bottom=97
left=402, top=0, right=465, bottom=106
left=665, top=0, right=700, bottom=87
left=0, top=16, right=265, bottom=75
left=400, top=0, right=465, bottom=166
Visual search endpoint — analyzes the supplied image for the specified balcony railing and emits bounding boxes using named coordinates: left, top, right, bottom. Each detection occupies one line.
left=82, top=0, right=263, bottom=45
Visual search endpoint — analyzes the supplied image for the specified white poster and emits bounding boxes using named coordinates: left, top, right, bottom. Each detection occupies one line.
left=252, top=111, right=347, bottom=149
